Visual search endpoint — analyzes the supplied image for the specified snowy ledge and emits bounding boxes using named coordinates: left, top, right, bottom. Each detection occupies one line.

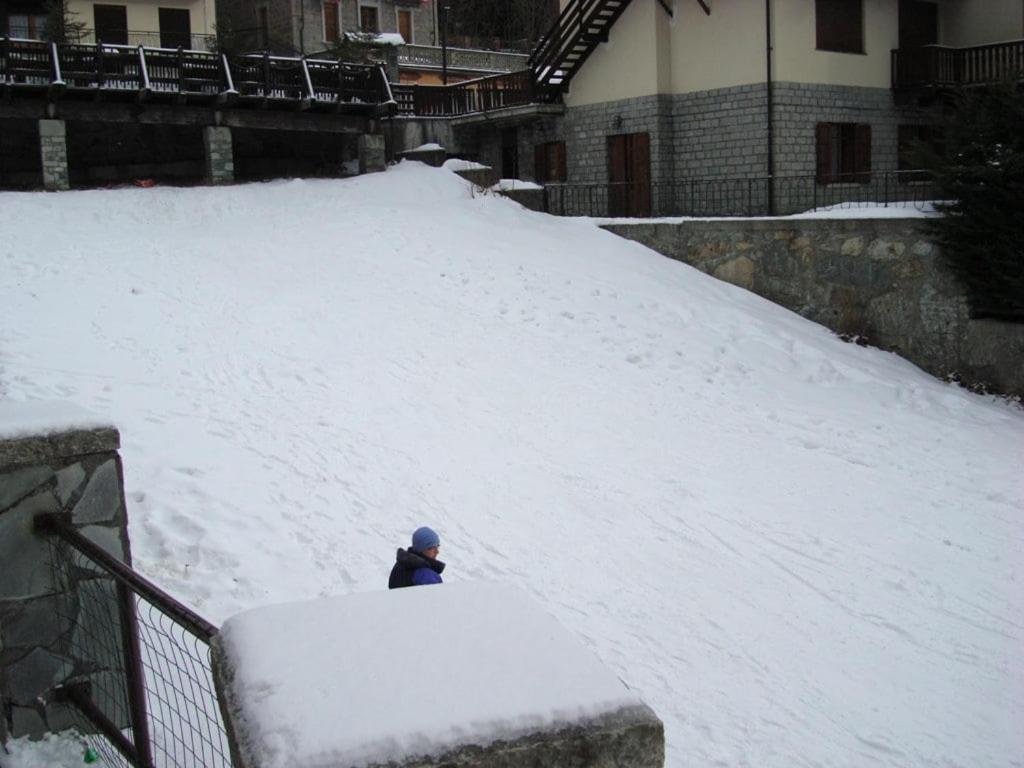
left=0, top=401, right=119, bottom=467
left=212, top=581, right=664, bottom=768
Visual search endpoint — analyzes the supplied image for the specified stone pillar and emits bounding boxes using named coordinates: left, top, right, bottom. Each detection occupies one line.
left=203, top=126, right=235, bottom=185
left=0, top=404, right=131, bottom=739
left=358, top=134, right=387, bottom=174
left=38, top=119, right=70, bottom=192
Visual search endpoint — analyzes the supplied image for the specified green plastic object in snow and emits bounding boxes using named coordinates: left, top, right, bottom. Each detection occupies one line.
left=83, top=746, right=99, bottom=763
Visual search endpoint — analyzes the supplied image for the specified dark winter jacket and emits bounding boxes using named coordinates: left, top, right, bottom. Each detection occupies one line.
left=388, top=547, right=445, bottom=589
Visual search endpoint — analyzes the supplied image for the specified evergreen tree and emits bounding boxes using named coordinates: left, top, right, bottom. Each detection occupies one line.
left=43, top=0, right=86, bottom=44
left=925, top=81, right=1024, bottom=321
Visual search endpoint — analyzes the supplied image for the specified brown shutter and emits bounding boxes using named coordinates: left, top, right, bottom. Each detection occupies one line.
left=855, top=123, right=872, bottom=179
left=630, top=133, right=652, bottom=217
left=815, top=123, right=833, bottom=184
left=554, top=141, right=567, bottom=182
left=534, top=144, right=548, bottom=183
left=323, top=2, right=338, bottom=42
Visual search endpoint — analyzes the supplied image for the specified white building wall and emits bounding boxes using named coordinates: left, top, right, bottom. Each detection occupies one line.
left=772, top=0, right=897, bottom=89
left=669, top=0, right=764, bottom=93
left=563, top=0, right=664, bottom=107
left=67, top=0, right=218, bottom=40
left=940, top=0, right=1023, bottom=46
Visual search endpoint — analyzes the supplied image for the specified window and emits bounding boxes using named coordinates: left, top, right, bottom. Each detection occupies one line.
left=815, top=123, right=871, bottom=184
left=397, top=9, right=412, bottom=43
left=323, top=1, right=339, bottom=42
left=816, top=0, right=864, bottom=53
left=534, top=141, right=567, bottom=183
left=93, top=4, right=128, bottom=45
left=158, top=8, right=191, bottom=50
left=7, top=13, right=48, bottom=39
left=359, top=4, right=379, bottom=34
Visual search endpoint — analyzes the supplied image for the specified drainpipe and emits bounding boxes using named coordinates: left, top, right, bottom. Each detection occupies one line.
left=299, top=0, right=306, bottom=54
left=765, top=0, right=775, bottom=215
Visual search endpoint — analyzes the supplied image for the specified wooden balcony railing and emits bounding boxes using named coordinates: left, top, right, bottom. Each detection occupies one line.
left=892, top=39, right=1024, bottom=89
left=397, top=44, right=529, bottom=75
left=391, top=69, right=534, bottom=117
left=0, top=37, right=394, bottom=113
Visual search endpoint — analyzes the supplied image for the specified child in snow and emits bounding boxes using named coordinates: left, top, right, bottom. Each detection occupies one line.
left=388, top=526, right=445, bottom=588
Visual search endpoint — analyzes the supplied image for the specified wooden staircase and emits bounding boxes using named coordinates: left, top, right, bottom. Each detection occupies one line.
left=529, top=0, right=633, bottom=100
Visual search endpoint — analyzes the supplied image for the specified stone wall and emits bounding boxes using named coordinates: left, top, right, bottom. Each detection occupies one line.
left=0, top=419, right=131, bottom=740
left=602, top=218, right=1024, bottom=397
left=771, top=82, right=938, bottom=179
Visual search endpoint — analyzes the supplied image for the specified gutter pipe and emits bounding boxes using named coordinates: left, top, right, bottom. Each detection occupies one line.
left=765, top=0, right=775, bottom=215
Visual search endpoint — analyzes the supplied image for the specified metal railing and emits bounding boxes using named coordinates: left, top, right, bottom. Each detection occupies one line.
left=37, top=514, right=232, bottom=768
left=892, top=38, right=1024, bottom=89
left=397, top=44, right=529, bottom=74
left=543, top=171, right=939, bottom=218
left=391, top=69, right=533, bottom=116
left=0, top=37, right=394, bottom=113
left=70, top=28, right=218, bottom=52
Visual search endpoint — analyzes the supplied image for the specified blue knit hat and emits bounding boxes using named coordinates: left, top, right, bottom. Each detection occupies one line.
left=411, top=526, right=440, bottom=553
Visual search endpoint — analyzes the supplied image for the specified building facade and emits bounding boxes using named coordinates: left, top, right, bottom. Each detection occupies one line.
left=454, top=0, right=1023, bottom=214
left=217, top=0, right=435, bottom=54
left=0, top=0, right=218, bottom=49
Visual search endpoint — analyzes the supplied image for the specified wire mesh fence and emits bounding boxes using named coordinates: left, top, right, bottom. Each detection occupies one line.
left=543, top=171, right=941, bottom=218
left=43, top=518, right=232, bottom=768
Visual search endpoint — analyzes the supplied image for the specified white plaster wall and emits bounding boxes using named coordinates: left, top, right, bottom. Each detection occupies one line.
left=940, top=0, right=1023, bottom=46
left=669, top=0, right=764, bottom=94
left=67, top=0, right=218, bottom=40
left=773, top=0, right=897, bottom=88
left=563, top=0, right=663, bottom=106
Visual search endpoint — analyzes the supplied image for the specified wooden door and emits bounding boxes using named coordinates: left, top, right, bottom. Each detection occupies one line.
left=607, top=133, right=651, bottom=217
left=93, top=4, right=127, bottom=44
left=323, top=2, right=339, bottom=42
left=158, top=7, right=191, bottom=49
left=397, top=10, right=412, bottom=44
left=501, top=128, right=518, bottom=179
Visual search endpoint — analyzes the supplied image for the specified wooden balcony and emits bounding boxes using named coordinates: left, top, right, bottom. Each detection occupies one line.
left=0, top=37, right=394, bottom=115
left=391, top=69, right=536, bottom=117
left=892, top=39, right=1024, bottom=90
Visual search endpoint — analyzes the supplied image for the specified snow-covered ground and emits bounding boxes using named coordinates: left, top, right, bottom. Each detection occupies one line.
left=1, top=163, right=1021, bottom=768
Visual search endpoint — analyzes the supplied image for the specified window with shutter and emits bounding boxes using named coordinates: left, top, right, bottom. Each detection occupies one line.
left=815, top=0, right=864, bottom=53
left=535, top=142, right=567, bottom=183
left=816, top=122, right=871, bottom=184
left=360, top=5, right=379, bottom=34
left=323, top=2, right=339, bottom=42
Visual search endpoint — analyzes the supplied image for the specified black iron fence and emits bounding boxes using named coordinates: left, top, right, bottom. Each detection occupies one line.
left=543, top=171, right=939, bottom=218
left=37, top=514, right=232, bottom=768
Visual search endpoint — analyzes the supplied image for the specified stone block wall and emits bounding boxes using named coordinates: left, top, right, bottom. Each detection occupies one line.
left=602, top=218, right=1024, bottom=397
left=771, top=82, right=938, bottom=179
left=672, top=83, right=768, bottom=180
left=0, top=423, right=131, bottom=740
left=38, top=119, right=70, bottom=192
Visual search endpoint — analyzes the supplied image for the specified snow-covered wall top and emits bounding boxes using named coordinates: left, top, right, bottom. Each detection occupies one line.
left=0, top=401, right=112, bottom=441
left=214, top=581, right=659, bottom=768
left=0, top=401, right=118, bottom=468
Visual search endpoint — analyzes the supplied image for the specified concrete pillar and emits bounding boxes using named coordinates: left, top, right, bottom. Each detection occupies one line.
left=358, top=134, right=387, bottom=174
left=0, top=404, right=130, bottom=739
left=38, top=119, right=70, bottom=192
left=203, top=126, right=235, bottom=185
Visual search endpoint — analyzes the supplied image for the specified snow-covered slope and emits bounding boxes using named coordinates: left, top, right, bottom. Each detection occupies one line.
left=1, top=164, right=1020, bottom=767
